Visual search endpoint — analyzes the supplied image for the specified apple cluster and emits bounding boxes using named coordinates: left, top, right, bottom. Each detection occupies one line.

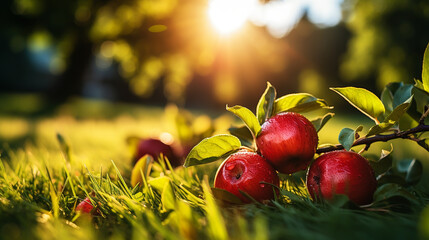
left=214, top=111, right=377, bottom=205
left=128, top=82, right=380, bottom=206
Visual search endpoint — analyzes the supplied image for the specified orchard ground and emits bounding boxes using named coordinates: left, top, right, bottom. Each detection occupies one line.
left=0, top=94, right=428, bottom=239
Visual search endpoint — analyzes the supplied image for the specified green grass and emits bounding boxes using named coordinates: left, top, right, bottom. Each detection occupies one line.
left=0, top=96, right=429, bottom=240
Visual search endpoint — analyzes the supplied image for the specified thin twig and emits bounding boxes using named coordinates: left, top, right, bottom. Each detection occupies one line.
left=419, top=105, right=429, bottom=125
left=316, top=124, right=429, bottom=154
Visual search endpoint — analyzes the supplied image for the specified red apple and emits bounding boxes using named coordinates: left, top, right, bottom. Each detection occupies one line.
left=306, top=150, right=377, bottom=205
left=214, top=151, right=280, bottom=203
left=177, top=144, right=194, bottom=161
left=133, top=138, right=181, bottom=167
left=256, top=112, right=318, bottom=174
left=76, top=197, right=94, bottom=214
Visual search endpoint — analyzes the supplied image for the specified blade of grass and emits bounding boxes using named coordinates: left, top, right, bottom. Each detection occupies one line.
left=202, top=177, right=228, bottom=240
left=62, top=166, right=77, bottom=198
left=111, top=160, right=134, bottom=199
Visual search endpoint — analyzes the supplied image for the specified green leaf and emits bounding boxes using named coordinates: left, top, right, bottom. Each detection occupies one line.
left=211, top=187, right=243, bottom=204
left=415, top=79, right=425, bottom=91
left=398, top=112, right=419, bottom=131
left=386, top=95, right=413, bottom=122
left=256, top=82, right=276, bottom=125
left=417, top=138, right=429, bottom=152
left=377, top=173, right=406, bottom=187
left=226, top=105, right=261, bottom=137
left=366, top=96, right=413, bottom=137
left=338, top=126, right=362, bottom=151
left=377, top=158, right=423, bottom=187
left=148, top=176, right=171, bottom=192
left=422, top=42, right=429, bottom=92
left=331, top=87, right=385, bottom=123
left=380, top=82, right=410, bottom=121
left=311, top=113, right=335, bottom=133
left=238, top=190, right=259, bottom=203
left=338, top=128, right=354, bottom=151
left=412, top=86, right=429, bottom=114
left=393, top=84, right=413, bottom=108
left=161, top=180, right=176, bottom=211
left=131, top=155, right=153, bottom=187
left=385, top=82, right=404, bottom=95
left=366, top=121, right=395, bottom=137
left=368, top=147, right=393, bottom=177
left=373, top=183, right=419, bottom=205
left=184, top=134, right=241, bottom=167
left=395, top=159, right=423, bottom=185
left=228, top=126, right=254, bottom=148
left=380, top=87, right=394, bottom=113
left=273, top=93, right=330, bottom=115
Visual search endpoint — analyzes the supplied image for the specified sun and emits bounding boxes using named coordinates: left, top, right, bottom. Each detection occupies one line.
left=207, top=0, right=256, bottom=35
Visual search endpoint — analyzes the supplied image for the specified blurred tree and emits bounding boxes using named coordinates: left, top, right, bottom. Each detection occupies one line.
left=279, top=16, right=351, bottom=105
left=341, top=0, right=429, bottom=89
left=2, top=0, right=186, bottom=103
left=1, top=0, right=288, bottom=107
left=2, top=0, right=99, bottom=100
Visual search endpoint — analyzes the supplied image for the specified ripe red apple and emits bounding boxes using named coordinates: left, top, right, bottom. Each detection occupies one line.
left=306, top=150, right=377, bottom=205
left=214, top=151, right=280, bottom=203
left=133, top=138, right=181, bottom=167
left=256, top=112, right=318, bottom=174
left=76, top=197, right=94, bottom=214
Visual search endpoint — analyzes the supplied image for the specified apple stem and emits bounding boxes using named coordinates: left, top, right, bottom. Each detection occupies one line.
left=316, top=124, right=429, bottom=154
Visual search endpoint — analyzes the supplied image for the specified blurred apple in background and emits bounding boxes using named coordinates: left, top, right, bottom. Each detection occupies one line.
left=131, top=138, right=181, bottom=167
left=75, top=197, right=95, bottom=214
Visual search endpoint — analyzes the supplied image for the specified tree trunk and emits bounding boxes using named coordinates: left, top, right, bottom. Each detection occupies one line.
left=46, top=35, right=93, bottom=103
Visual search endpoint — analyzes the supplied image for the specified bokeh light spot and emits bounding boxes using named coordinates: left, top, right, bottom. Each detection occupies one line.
left=160, top=132, right=174, bottom=145
left=148, top=25, right=167, bottom=33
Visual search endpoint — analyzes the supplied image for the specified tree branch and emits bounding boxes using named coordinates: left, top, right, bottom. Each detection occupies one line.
left=316, top=124, right=429, bottom=154
left=419, top=106, right=429, bottom=125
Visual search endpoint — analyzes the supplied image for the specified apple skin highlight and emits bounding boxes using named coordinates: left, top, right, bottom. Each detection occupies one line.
left=256, top=112, right=318, bottom=174
left=214, top=151, right=279, bottom=203
left=306, top=150, right=377, bottom=205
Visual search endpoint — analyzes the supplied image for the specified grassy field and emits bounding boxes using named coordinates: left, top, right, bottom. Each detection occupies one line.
left=0, top=95, right=428, bottom=240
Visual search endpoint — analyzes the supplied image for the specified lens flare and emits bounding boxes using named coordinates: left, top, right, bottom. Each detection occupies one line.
left=207, top=0, right=256, bottom=35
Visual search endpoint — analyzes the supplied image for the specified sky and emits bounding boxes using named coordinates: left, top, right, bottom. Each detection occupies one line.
left=208, top=0, right=344, bottom=38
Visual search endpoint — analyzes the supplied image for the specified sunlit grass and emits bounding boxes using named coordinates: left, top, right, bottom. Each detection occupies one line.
left=0, top=93, right=45, bottom=115
left=0, top=117, right=30, bottom=140
left=0, top=96, right=428, bottom=239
